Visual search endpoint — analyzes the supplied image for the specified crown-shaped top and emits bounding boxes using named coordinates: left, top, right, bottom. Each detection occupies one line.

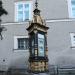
left=32, top=0, right=45, bottom=25
left=27, top=0, right=49, bottom=33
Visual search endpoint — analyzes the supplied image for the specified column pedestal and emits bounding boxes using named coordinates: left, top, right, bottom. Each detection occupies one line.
left=33, top=73, right=49, bottom=75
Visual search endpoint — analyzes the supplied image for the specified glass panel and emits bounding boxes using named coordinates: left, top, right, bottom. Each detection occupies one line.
left=71, top=0, right=75, bottom=17
left=70, top=33, right=75, bottom=47
left=18, top=4, right=23, bottom=11
left=15, top=1, right=32, bottom=22
left=72, top=5, right=75, bottom=8
left=72, top=10, right=75, bottom=16
left=72, top=7, right=75, bottom=10
left=32, top=39, right=34, bottom=55
left=38, top=34, right=44, bottom=56
left=25, top=4, right=29, bottom=10
left=18, top=11, right=23, bottom=21
left=71, top=1, right=75, bottom=5
left=25, top=39, right=29, bottom=49
left=16, top=2, right=31, bottom=21
left=18, top=38, right=28, bottom=49
left=24, top=4, right=29, bottom=20
left=24, top=10, right=29, bottom=20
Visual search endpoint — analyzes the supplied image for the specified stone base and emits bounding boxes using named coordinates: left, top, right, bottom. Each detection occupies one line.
left=29, top=61, right=48, bottom=73
left=7, top=68, right=50, bottom=75
left=33, top=73, right=49, bottom=75
left=28, top=69, right=49, bottom=74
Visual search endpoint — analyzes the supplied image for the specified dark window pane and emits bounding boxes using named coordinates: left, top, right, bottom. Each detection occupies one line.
left=18, top=4, right=23, bottom=10
left=71, top=0, right=75, bottom=5
left=25, top=4, right=29, bottom=8
left=25, top=10, right=29, bottom=20
left=18, top=38, right=29, bottom=50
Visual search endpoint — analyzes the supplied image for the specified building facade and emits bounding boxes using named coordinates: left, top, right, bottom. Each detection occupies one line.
left=0, top=0, right=75, bottom=71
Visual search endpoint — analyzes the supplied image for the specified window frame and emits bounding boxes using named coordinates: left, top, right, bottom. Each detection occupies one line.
left=15, top=1, right=33, bottom=22
left=18, top=38, right=28, bottom=50
left=14, top=36, right=29, bottom=50
left=67, top=0, right=75, bottom=18
left=70, top=33, right=75, bottom=48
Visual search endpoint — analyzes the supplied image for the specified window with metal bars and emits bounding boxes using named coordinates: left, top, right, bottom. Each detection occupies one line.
left=18, top=38, right=29, bottom=49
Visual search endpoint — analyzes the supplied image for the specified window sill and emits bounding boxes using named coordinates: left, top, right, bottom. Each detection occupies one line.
left=13, top=49, right=29, bottom=51
left=70, top=46, right=75, bottom=48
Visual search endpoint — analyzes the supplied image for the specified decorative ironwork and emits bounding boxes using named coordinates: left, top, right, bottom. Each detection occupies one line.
left=0, top=0, right=8, bottom=40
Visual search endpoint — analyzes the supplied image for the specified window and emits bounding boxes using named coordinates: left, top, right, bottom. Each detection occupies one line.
left=67, top=0, right=75, bottom=18
left=14, top=36, right=29, bottom=50
left=38, top=34, right=45, bottom=56
left=70, top=33, right=75, bottom=47
left=18, top=38, right=28, bottom=49
left=15, top=1, right=33, bottom=22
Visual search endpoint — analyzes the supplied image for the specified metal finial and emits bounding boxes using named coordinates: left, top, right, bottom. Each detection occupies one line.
left=35, top=0, right=38, bottom=9
left=0, top=0, right=2, bottom=5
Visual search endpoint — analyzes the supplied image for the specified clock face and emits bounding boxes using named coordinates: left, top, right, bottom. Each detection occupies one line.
left=38, top=33, right=44, bottom=56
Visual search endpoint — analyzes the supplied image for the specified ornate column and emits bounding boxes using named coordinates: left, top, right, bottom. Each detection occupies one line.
left=27, top=0, right=49, bottom=73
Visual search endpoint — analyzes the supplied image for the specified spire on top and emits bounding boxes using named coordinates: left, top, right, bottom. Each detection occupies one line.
left=33, top=0, right=40, bottom=15
left=30, top=0, right=47, bottom=26
left=35, top=0, right=38, bottom=9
